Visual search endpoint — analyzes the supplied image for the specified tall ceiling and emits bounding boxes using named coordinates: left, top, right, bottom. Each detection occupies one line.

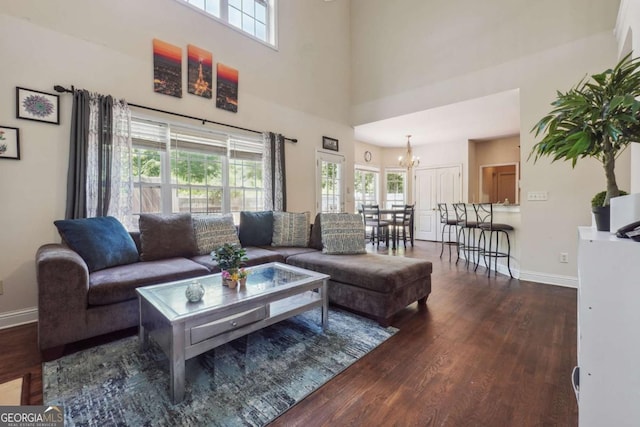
left=354, top=89, right=521, bottom=148
left=350, top=0, right=622, bottom=148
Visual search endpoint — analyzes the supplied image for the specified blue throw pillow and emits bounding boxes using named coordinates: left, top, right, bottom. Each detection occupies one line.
left=54, top=216, right=139, bottom=272
left=239, top=211, right=273, bottom=247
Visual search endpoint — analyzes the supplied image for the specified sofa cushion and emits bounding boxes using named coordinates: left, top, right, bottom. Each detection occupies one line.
left=260, top=246, right=319, bottom=260
left=239, top=211, right=274, bottom=247
left=286, top=252, right=432, bottom=293
left=272, top=211, right=310, bottom=247
left=320, top=213, right=366, bottom=255
left=191, top=247, right=284, bottom=272
left=139, top=213, right=197, bottom=261
left=192, top=214, right=240, bottom=255
left=88, top=258, right=209, bottom=306
left=54, top=216, right=139, bottom=272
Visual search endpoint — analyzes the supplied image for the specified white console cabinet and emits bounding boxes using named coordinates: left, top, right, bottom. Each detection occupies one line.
left=577, top=227, right=640, bottom=426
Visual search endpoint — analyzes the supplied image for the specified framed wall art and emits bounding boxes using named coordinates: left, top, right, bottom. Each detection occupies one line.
left=216, top=63, right=239, bottom=113
left=187, top=44, right=213, bottom=99
left=16, top=87, right=60, bottom=124
left=322, top=136, right=339, bottom=152
left=0, top=126, right=20, bottom=160
left=153, top=38, right=183, bottom=98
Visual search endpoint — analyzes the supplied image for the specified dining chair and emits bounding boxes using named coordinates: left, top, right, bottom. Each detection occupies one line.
left=391, top=204, right=414, bottom=248
left=361, top=204, right=389, bottom=247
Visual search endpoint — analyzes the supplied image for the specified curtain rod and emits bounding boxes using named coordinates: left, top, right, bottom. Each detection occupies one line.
left=53, top=85, right=297, bottom=143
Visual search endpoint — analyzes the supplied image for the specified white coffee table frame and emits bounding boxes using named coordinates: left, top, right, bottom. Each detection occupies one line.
left=136, top=262, right=329, bottom=404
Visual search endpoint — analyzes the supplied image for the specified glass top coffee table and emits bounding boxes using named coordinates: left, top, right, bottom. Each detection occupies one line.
left=136, top=262, right=329, bottom=404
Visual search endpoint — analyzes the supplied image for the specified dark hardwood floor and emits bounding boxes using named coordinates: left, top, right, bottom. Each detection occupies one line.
left=0, top=241, right=578, bottom=426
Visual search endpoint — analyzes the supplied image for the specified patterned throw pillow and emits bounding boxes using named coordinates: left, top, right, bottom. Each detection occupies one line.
left=192, top=214, right=240, bottom=255
left=272, top=212, right=310, bottom=247
left=320, top=213, right=366, bottom=255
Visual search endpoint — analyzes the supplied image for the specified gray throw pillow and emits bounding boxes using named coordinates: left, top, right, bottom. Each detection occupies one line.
left=272, top=212, right=310, bottom=247
left=239, top=211, right=274, bottom=246
left=320, top=213, right=366, bottom=255
left=192, top=214, right=240, bottom=255
left=139, top=213, right=197, bottom=261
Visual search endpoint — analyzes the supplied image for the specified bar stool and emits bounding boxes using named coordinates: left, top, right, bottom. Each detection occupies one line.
left=453, top=203, right=480, bottom=268
left=438, top=203, right=458, bottom=260
left=474, top=203, right=514, bottom=278
left=361, top=204, right=389, bottom=247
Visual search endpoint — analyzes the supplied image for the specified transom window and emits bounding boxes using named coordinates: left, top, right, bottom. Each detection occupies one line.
left=131, top=116, right=263, bottom=224
left=179, top=0, right=274, bottom=46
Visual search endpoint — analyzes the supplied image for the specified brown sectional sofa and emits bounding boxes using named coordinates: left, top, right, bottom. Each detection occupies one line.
left=36, top=213, right=432, bottom=355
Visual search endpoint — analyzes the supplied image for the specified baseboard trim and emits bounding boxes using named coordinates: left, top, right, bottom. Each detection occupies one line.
left=518, top=271, right=578, bottom=288
left=0, top=307, right=38, bottom=330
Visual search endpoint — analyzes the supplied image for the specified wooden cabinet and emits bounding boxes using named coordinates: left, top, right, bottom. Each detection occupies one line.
left=577, top=227, right=640, bottom=426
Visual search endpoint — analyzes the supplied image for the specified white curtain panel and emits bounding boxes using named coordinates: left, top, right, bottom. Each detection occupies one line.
left=86, top=95, right=133, bottom=227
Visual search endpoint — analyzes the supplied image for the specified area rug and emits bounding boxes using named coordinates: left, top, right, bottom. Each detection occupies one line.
left=44, top=309, right=396, bottom=426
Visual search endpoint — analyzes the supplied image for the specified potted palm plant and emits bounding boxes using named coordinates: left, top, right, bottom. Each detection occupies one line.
left=530, top=53, right=640, bottom=231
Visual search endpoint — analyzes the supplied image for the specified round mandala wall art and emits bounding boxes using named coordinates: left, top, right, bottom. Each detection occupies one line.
left=16, top=87, right=60, bottom=124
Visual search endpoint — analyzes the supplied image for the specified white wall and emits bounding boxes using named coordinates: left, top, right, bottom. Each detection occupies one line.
left=616, top=0, right=640, bottom=193
left=350, top=0, right=628, bottom=285
left=0, top=0, right=353, bottom=323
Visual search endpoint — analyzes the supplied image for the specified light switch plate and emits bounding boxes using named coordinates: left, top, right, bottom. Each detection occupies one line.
left=527, top=191, right=548, bottom=201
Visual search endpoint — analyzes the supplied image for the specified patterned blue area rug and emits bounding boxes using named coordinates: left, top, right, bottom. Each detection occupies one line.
left=43, top=309, right=396, bottom=426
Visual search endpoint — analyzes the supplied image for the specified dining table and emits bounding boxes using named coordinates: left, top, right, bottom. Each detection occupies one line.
left=359, top=207, right=414, bottom=250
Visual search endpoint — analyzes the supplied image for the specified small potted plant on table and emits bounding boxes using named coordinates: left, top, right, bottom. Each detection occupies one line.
left=212, top=243, right=248, bottom=289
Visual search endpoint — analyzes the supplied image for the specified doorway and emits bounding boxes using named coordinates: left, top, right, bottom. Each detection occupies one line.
left=414, top=165, right=462, bottom=241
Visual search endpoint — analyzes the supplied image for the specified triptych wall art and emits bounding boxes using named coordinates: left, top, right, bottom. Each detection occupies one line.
left=153, top=38, right=239, bottom=113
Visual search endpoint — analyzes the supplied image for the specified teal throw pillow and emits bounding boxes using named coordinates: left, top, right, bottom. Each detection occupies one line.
left=54, top=216, right=139, bottom=272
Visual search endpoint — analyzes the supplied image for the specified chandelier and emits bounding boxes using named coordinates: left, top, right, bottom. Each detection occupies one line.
left=398, top=135, right=420, bottom=169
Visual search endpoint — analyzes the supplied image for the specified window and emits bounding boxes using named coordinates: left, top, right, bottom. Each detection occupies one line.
left=354, top=168, right=379, bottom=212
left=130, top=117, right=263, bottom=223
left=316, top=152, right=345, bottom=213
left=385, top=170, right=406, bottom=208
left=179, top=0, right=274, bottom=46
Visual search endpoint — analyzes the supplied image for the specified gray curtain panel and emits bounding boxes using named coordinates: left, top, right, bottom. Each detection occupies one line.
left=65, top=90, right=91, bottom=219
left=263, top=132, right=287, bottom=211
left=65, top=91, right=115, bottom=219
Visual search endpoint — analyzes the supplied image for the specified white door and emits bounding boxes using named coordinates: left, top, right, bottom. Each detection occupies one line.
left=414, top=165, right=461, bottom=241
left=316, top=151, right=345, bottom=213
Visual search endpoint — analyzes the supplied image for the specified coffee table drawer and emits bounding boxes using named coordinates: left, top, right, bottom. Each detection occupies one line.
left=190, top=306, right=268, bottom=345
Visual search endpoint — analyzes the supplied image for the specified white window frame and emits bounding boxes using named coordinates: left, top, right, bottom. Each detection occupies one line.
left=354, top=165, right=380, bottom=213
left=316, top=151, right=345, bottom=214
left=176, top=0, right=277, bottom=48
left=384, top=168, right=407, bottom=209
left=130, top=114, right=264, bottom=223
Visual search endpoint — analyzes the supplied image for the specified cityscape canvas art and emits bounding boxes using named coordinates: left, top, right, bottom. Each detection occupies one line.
left=153, top=39, right=182, bottom=98
left=187, top=45, right=213, bottom=99
left=216, top=63, right=239, bottom=113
